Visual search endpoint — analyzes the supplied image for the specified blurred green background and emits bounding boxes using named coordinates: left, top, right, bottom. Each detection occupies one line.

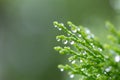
left=0, top=0, right=120, bottom=80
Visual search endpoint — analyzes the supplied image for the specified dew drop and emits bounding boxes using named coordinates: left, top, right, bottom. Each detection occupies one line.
left=60, top=68, right=64, bottom=72
left=81, top=68, right=85, bottom=71
left=90, top=43, right=95, bottom=48
left=91, top=34, right=94, bottom=38
left=83, top=51, right=87, bottom=55
left=72, top=29, right=77, bottom=33
left=85, top=28, right=91, bottom=34
left=62, top=40, right=68, bottom=44
left=105, top=56, right=109, bottom=59
left=56, top=37, right=60, bottom=42
left=104, top=71, right=107, bottom=74
left=70, top=74, right=74, bottom=78
left=58, top=28, right=62, bottom=31
left=78, top=34, right=81, bottom=37
left=80, top=60, right=83, bottom=63
left=54, top=25, right=57, bottom=28
left=109, top=50, right=115, bottom=54
left=87, top=35, right=92, bottom=39
left=68, top=33, right=70, bottom=36
left=61, top=23, right=64, bottom=26
left=67, top=31, right=71, bottom=36
left=71, top=60, right=76, bottom=64
left=70, top=41, right=75, bottom=45
left=115, top=56, right=120, bottom=62
left=98, top=48, right=102, bottom=52
left=77, top=28, right=80, bottom=31
left=109, top=77, right=112, bottom=79
left=90, top=43, right=93, bottom=46
left=69, top=59, right=72, bottom=62
left=97, top=74, right=100, bottom=77
left=105, top=66, right=112, bottom=72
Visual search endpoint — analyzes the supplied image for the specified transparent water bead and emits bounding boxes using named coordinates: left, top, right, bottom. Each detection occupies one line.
left=105, top=56, right=109, bottom=59
left=83, top=51, right=87, bottom=55
left=78, top=34, right=81, bottom=37
left=87, top=35, right=92, bottom=39
left=90, top=43, right=93, bottom=46
left=69, top=59, right=72, bottom=62
left=56, top=37, right=61, bottom=42
left=109, top=50, right=115, bottom=54
left=62, top=40, right=68, bottom=44
left=98, top=48, right=102, bottom=52
left=81, top=68, right=85, bottom=71
left=90, top=43, right=95, bottom=48
left=71, top=60, right=76, bottom=64
left=67, top=33, right=70, bottom=36
left=80, top=60, right=83, bottom=63
left=105, top=66, right=112, bottom=72
left=109, top=77, right=112, bottom=79
left=115, top=56, right=120, bottom=62
left=60, top=23, right=64, bottom=26
left=67, top=31, right=71, bottom=36
left=70, top=41, right=75, bottom=45
left=60, top=68, right=64, bottom=72
left=77, top=28, right=80, bottom=31
left=85, top=28, right=91, bottom=34
left=70, top=74, right=74, bottom=78
left=58, top=28, right=62, bottom=31
left=104, top=71, right=107, bottom=74
left=91, top=34, right=94, bottom=38
left=54, top=25, right=57, bottom=28
left=97, top=74, right=100, bottom=77
left=72, top=29, right=77, bottom=33
left=87, top=34, right=94, bottom=39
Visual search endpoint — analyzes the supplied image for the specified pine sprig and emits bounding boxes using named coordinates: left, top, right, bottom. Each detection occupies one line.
left=53, top=21, right=120, bottom=80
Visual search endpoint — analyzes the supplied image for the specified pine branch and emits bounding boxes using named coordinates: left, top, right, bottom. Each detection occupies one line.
left=53, top=21, right=120, bottom=80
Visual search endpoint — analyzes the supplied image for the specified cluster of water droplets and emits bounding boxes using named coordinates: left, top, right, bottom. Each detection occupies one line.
left=56, top=36, right=76, bottom=46
left=90, top=43, right=95, bottom=48
left=55, top=22, right=114, bottom=79
left=90, top=43, right=103, bottom=52
left=84, top=28, right=95, bottom=40
left=54, top=23, right=63, bottom=31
